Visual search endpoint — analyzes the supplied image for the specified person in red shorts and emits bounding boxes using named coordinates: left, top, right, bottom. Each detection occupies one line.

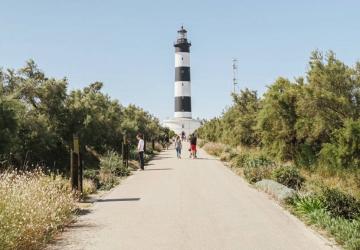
left=189, top=133, right=197, bottom=159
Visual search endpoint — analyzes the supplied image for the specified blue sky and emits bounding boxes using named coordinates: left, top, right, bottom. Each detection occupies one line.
left=1, top=0, right=360, bottom=120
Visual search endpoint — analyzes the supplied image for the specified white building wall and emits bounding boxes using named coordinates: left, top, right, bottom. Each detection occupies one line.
left=163, top=118, right=201, bottom=137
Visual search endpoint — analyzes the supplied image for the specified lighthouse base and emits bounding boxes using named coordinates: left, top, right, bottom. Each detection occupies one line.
left=162, top=117, right=201, bottom=137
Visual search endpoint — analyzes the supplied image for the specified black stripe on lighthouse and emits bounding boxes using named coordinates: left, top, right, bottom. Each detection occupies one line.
left=175, top=96, right=191, bottom=112
left=175, top=44, right=190, bottom=52
left=175, top=66, right=190, bottom=82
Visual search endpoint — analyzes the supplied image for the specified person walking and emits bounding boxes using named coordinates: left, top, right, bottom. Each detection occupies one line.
left=175, top=135, right=182, bottom=159
left=137, top=133, right=145, bottom=170
left=190, top=133, right=197, bottom=159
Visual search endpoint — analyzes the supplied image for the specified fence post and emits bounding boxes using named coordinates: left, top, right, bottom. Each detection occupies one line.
left=70, top=134, right=82, bottom=192
left=122, top=133, right=129, bottom=167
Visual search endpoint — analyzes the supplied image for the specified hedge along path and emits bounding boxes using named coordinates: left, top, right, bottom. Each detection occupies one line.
left=48, top=148, right=338, bottom=250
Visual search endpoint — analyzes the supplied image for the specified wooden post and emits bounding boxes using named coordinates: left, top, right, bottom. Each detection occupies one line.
left=78, top=152, right=83, bottom=193
left=70, top=149, right=78, bottom=190
left=122, top=133, right=129, bottom=167
left=71, top=134, right=82, bottom=192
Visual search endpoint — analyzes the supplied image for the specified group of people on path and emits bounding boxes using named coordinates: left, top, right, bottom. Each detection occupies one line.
left=135, top=132, right=197, bottom=171
left=174, top=133, right=197, bottom=159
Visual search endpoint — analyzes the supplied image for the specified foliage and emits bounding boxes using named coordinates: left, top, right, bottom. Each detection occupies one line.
left=272, top=165, right=305, bottom=190
left=197, top=50, right=360, bottom=170
left=0, top=170, right=76, bottom=250
left=291, top=195, right=360, bottom=250
left=82, top=178, right=97, bottom=196
left=230, top=151, right=251, bottom=168
left=291, top=195, right=325, bottom=216
left=320, top=119, right=360, bottom=169
left=320, top=187, right=360, bottom=220
left=0, top=60, right=164, bottom=173
left=202, top=142, right=226, bottom=157
left=98, top=151, right=129, bottom=190
left=83, top=169, right=100, bottom=188
left=243, top=155, right=276, bottom=183
left=257, top=78, right=300, bottom=161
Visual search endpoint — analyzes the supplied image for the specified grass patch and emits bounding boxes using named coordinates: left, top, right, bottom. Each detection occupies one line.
left=0, top=170, right=77, bottom=250
left=202, top=142, right=226, bottom=157
left=290, top=195, right=360, bottom=250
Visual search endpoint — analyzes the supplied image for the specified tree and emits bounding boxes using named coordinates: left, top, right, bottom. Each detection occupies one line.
left=256, top=78, right=299, bottom=161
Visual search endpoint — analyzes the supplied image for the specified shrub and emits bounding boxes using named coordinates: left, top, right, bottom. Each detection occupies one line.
left=243, top=155, right=275, bottom=183
left=321, top=187, right=360, bottom=220
left=99, top=167, right=119, bottom=190
left=292, top=195, right=325, bottom=216
left=230, top=152, right=250, bottom=168
left=198, top=139, right=207, bottom=148
left=82, top=178, right=97, bottom=195
left=320, top=119, right=360, bottom=169
left=202, top=142, right=226, bottom=157
left=83, top=169, right=100, bottom=188
left=154, top=142, right=163, bottom=152
left=98, top=151, right=129, bottom=190
left=0, top=170, right=76, bottom=250
left=291, top=194, right=360, bottom=249
left=100, top=151, right=130, bottom=177
left=219, top=149, right=237, bottom=162
left=272, top=165, right=305, bottom=190
left=244, top=165, right=274, bottom=183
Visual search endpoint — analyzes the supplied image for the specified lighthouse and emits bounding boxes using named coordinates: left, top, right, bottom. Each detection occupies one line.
left=174, top=26, right=192, bottom=118
left=163, top=26, right=201, bottom=136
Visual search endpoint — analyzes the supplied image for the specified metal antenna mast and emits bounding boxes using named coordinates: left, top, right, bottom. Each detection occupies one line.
left=232, top=58, right=238, bottom=93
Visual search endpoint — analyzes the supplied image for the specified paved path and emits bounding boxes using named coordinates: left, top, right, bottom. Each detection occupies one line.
left=49, top=149, right=338, bottom=250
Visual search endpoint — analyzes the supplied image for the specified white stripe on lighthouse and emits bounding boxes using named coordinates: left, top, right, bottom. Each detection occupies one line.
left=174, top=81, right=191, bottom=96
left=175, top=111, right=192, bottom=118
left=175, top=52, right=190, bottom=67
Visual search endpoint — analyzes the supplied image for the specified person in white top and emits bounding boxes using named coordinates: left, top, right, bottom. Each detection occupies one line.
left=137, top=133, right=145, bottom=170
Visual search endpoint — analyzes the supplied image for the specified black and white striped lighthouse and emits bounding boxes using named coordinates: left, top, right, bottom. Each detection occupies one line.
left=163, top=26, right=200, bottom=136
left=174, top=26, right=192, bottom=118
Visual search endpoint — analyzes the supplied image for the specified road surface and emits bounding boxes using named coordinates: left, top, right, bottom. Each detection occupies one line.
left=49, top=149, right=337, bottom=250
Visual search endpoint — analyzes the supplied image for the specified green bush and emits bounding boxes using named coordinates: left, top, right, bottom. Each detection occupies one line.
left=100, top=151, right=130, bottom=177
left=219, top=149, right=237, bottom=162
left=245, top=154, right=274, bottom=168
left=83, top=169, right=100, bottom=188
left=291, top=195, right=325, bottom=216
left=272, top=165, right=305, bottom=190
left=291, top=194, right=360, bottom=249
left=243, top=155, right=275, bottom=183
left=230, top=152, right=250, bottom=168
left=321, top=187, right=360, bottom=220
left=320, top=119, right=360, bottom=169
left=98, top=151, right=129, bottom=190
left=244, top=165, right=274, bottom=183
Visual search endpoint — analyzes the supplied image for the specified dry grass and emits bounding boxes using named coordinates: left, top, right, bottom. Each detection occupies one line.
left=0, top=170, right=77, bottom=250
left=202, top=142, right=226, bottom=157
left=154, top=142, right=163, bottom=152
left=82, top=178, right=97, bottom=196
left=301, top=168, right=360, bottom=200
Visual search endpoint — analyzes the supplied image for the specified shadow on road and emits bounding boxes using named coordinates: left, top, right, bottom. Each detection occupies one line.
left=97, top=198, right=141, bottom=202
left=145, top=168, right=173, bottom=171
left=75, top=208, right=92, bottom=216
left=153, top=156, right=174, bottom=160
left=195, top=157, right=216, bottom=161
